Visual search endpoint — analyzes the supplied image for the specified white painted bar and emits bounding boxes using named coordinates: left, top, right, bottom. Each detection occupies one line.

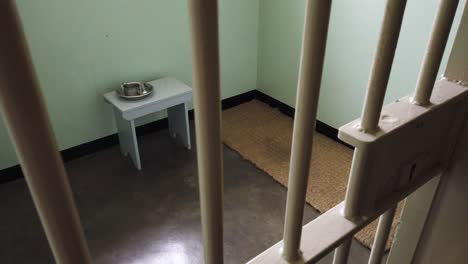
left=331, top=146, right=370, bottom=264
left=342, top=146, right=371, bottom=219
left=187, top=0, right=224, bottom=263
left=333, top=239, right=352, bottom=264
left=249, top=203, right=373, bottom=264
left=387, top=176, right=441, bottom=264
left=412, top=0, right=460, bottom=105
left=282, top=0, right=332, bottom=261
left=368, top=206, right=397, bottom=264
left=248, top=170, right=445, bottom=263
left=0, top=1, right=92, bottom=263
left=444, top=2, right=468, bottom=82
left=338, top=80, right=468, bottom=219
left=335, top=9, right=409, bottom=260
left=359, top=0, right=407, bottom=133
left=341, top=0, right=408, bottom=219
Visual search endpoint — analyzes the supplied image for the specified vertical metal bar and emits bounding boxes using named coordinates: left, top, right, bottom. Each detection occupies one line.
left=444, top=1, right=468, bottom=82
left=333, top=239, right=352, bottom=264
left=331, top=147, right=371, bottom=264
left=386, top=176, right=441, bottom=264
left=187, top=0, right=224, bottom=263
left=359, top=0, right=407, bottom=133
left=368, top=206, right=397, bottom=264
left=0, top=1, right=92, bottom=264
left=282, top=0, right=332, bottom=261
left=334, top=1, right=407, bottom=262
left=343, top=146, right=371, bottom=219
left=411, top=0, right=460, bottom=105
left=344, top=0, right=406, bottom=225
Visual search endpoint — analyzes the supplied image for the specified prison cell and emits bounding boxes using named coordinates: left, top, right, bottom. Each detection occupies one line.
left=0, top=0, right=467, bottom=264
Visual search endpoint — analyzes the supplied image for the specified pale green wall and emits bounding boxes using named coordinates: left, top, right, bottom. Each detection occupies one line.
left=2, top=0, right=466, bottom=171
left=257, top=0, right=466, bottom=129
left=0, top=0, right=259, bottom=170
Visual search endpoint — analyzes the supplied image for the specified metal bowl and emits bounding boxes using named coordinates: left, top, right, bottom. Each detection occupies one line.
left=116, top=82, right=154, bottom=100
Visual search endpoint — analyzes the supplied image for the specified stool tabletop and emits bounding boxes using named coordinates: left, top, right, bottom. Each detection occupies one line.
left=104, top=77, right=192, bottom=113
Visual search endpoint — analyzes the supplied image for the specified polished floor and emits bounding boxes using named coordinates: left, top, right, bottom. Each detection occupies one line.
left=0, top=123, right=374, bottom=264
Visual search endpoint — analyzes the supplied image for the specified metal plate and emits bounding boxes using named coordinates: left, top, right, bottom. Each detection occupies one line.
left=115, top=82, right=154, bottom=100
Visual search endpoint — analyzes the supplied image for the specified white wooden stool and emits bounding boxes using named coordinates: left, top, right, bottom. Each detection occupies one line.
left=104, top=78, right=192, bottom=170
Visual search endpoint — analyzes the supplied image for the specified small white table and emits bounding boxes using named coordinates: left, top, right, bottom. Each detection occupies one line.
left=104, top=77, right=192, bottom=170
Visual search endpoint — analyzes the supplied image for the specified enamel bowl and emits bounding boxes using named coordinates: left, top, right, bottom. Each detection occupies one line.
left=116, top=82, right=154, bottom=100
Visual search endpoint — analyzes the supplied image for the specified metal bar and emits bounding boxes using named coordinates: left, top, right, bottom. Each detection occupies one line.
left=333, top=239, right=352, bottom=264
left=412, top=0, right=460, bottom=105
left=335, top=5, right=408, bottom=261
left=368, top=206, right=397, bottom=264
left=359, top=0, right=407, bottom=133
left=282, top=0, right=332, bottom=261
left=444, top=1, right=468, bottom=82
left=187, top=0, right=224, bottom=263
left=332, top=145, right=371, bottom=264
left=386, top=176, right=441, bottom=264
left=249, top=170, right=445, bottom=263
left=0, top=1, right=92, bottom=264
left=249, top=202, right=374, bottom=264
left=343, top=145, right=371, bottom=219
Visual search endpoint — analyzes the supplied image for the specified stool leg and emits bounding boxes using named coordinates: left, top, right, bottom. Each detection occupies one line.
left=113, top=108, right=141, bottom=170
left=168, top=102, right=191, bottom=149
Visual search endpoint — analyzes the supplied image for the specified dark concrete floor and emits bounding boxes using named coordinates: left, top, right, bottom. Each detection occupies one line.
left=0, top=123, right=373, bottom=264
